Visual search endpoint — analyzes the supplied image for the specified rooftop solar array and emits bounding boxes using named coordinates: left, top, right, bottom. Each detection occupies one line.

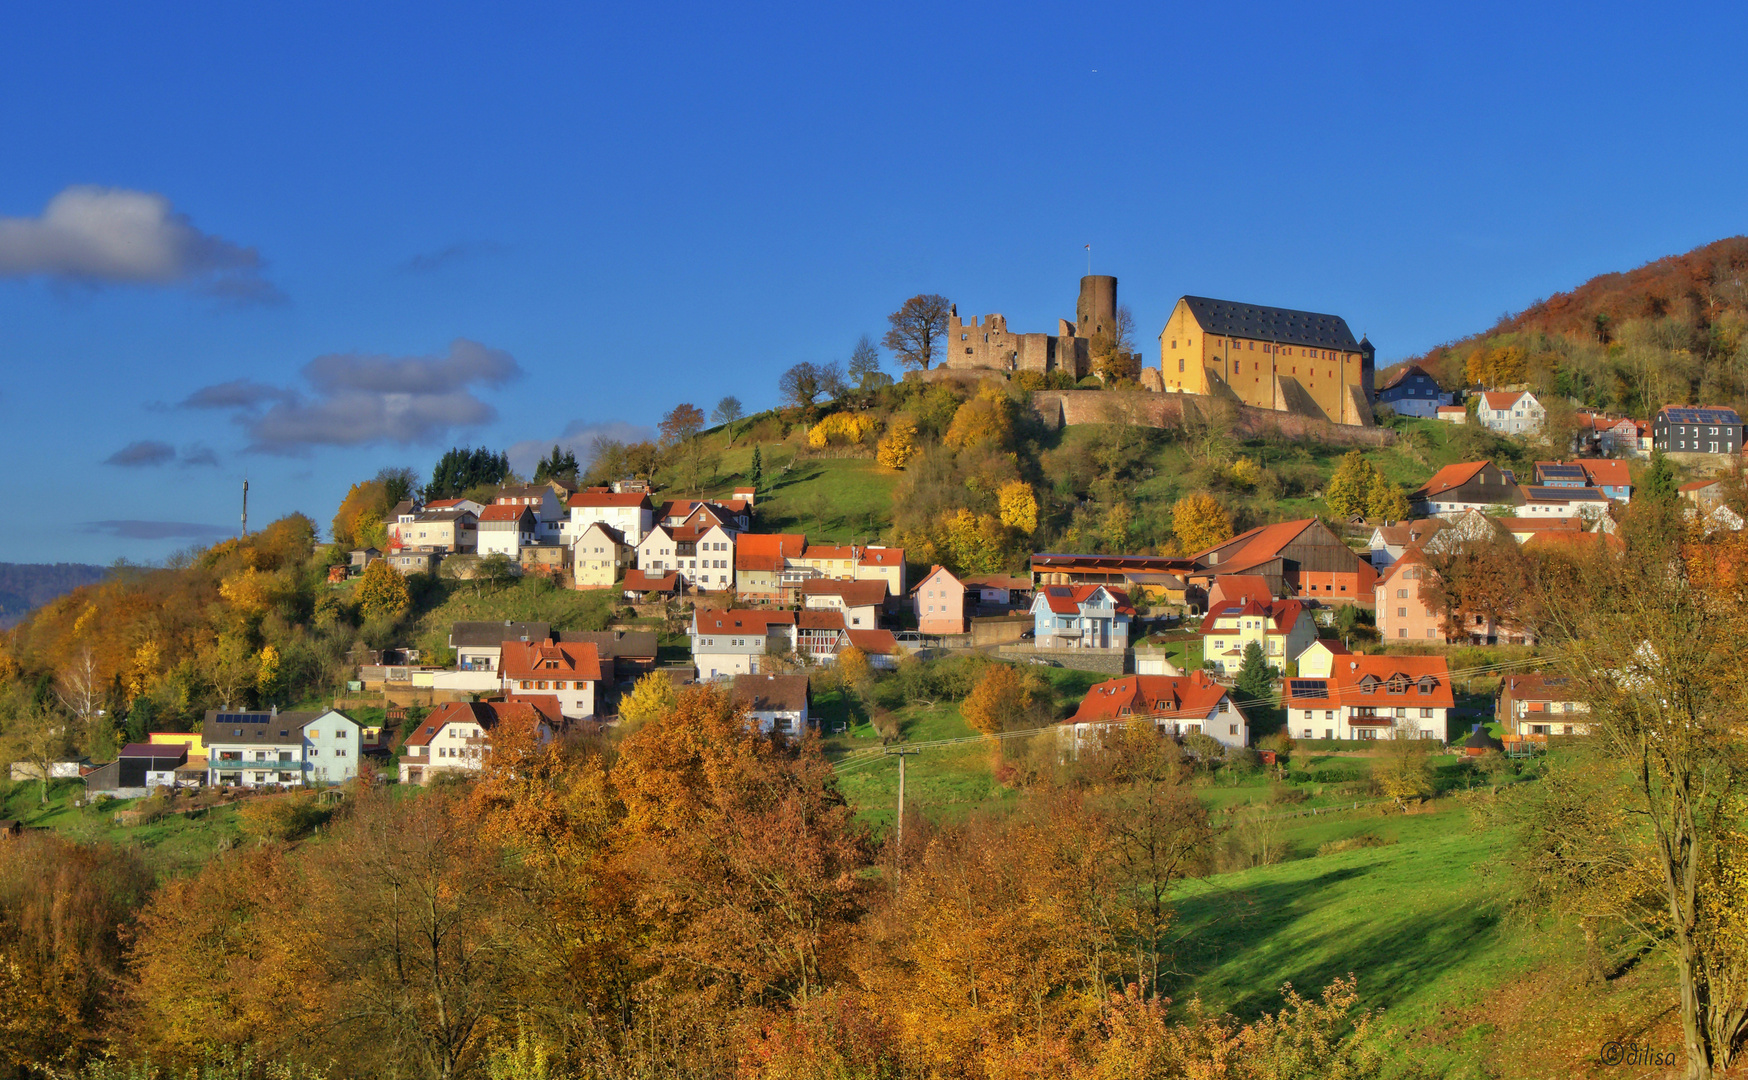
left=1287, top=679, right=1329, bottom=699
left=1662, top=407, right=1742, bottom=425
left=212, top=713, right=271, bottom=724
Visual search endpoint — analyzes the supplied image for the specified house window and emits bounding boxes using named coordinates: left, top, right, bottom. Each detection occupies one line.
left=1420, top=708, right=1434, bottom=718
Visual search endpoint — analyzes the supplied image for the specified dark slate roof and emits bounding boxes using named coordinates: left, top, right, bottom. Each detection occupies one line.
left=1181, top=296, right=1361, bottom=351
left=1659, top=406, right=1743, bottom=425
left=450, top=621, right=551, bottom=649
left=558, top=629, right=659, bottom=660
left=201, top=711, right=320, bottom=747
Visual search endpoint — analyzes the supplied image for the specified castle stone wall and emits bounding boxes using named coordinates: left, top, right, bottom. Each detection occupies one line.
left=1031, top=390, right=1395, bottom=447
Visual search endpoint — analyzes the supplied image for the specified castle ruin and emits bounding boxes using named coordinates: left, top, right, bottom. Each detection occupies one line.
left=944, top=275, right=1117, bottom=379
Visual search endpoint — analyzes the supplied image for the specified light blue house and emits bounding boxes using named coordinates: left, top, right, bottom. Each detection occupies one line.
left=1028, top=584, right=1133, bottom=649
left=300, top=708, right=363, bottom=784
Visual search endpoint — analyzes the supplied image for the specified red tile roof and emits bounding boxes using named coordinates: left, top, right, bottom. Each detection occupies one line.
left=802, top=544, right=858, bottom=561
left=1481, top=391, right=1532, bottom=410
left=1207, top=574, right=1272, bottom=609
left=1578, top=460, right=1630, bottom=488
left=1680, top=479, right=1722, bottom=492
left=568, top=491, right=649, bottom=509
left=797, top=609, right=847, bottom=630
left=1036, top=583, right=1136, bottom=616
left=1523, top=530, right=1624, bottom=552
left=1192, top=518, right=1323, bottom=574
left=478, top=503, right=533, bottom=523
left=1415, top=462, right=1491, bottom=499
left=403, top=701, right=556, bottom=748
left=622, top=569, right=679, bottom=592
left=845, top=629, right=898, bottom=655
left=1069, top=672, right=1230, bottom=725
left=1499, top=516, right=1580, bottom=533
left=859, top=547, right=904, bottom=567
left=500, top=639, right=603, bottom=683
left=1281, top=654, right=1455, bottom=710
left=736, top=533, right=807, bottom=572
left=1199, top=597, right=1305, bottom=635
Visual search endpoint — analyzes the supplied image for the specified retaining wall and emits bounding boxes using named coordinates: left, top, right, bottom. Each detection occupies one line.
left=996, top=645, right=1130, bottom=675
left=1031, top=390, right=1395, bottom=446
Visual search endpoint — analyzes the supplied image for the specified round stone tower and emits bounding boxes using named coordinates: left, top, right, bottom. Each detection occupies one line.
left=1076, top=275, right=1117, bottom=339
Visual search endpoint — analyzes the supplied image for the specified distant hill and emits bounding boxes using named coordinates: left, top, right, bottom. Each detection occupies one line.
left=1385, top=236, right=1748, bottom=420
left=0, top=563, right=108, bottom=628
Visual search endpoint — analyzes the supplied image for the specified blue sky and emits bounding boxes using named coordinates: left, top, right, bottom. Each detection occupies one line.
left=4, top=1, right=1745, bottom=564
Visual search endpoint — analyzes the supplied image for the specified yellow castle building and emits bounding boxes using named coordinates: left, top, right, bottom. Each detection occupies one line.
left=1157, top=296, right=1376, bottom=426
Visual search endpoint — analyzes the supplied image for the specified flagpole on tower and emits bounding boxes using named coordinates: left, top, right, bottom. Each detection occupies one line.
left=1085, top=243, right=1092, bottom=276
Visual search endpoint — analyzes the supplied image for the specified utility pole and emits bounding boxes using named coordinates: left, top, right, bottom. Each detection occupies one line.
left=885, top=748, right=921, bottom=882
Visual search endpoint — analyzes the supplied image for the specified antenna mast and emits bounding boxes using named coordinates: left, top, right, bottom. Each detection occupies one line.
left=241, top=478, right=249, bottom=537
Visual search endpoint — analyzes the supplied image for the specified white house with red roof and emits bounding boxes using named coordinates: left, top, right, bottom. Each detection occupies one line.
left=1280, top=654, right=1455, bottom=742
left=800, top=577, right=887, bottom=629
left=397, top=700, right=558, bottom=785
left=563, top=488, right=654, bottom=547
left=477, top=504, right=538, bottom=559
left=1199, top=597, right=1316, bottom=674
left=499, top=638, right=602, bottom=719
left=637, top=523, right=737, bottom=592
left=1029, top=584, right=1133, bottom=649
left=1475, top=391, right=1544, bottom=436
left=1064, top=671, right=1248, bottom=750
left=493, top=485, right=566, bottom=541
left=690, top=608, right=799, bottom=680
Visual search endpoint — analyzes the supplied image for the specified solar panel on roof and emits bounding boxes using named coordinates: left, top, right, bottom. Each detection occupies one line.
left=1287, top=680, right=1328, bottom=699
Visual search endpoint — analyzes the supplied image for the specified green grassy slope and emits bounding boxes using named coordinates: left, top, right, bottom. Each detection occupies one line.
left=2, top=779, right=243, bottom=877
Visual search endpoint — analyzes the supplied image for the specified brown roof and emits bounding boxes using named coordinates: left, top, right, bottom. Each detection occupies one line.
left=797, top=609, right=848, bottom=630
left=622, top=569, right=679, bottom=592
left=731, top=673, right=811, bottom=714
left=1680, top=479, right=1722, bottom=492
left=1502, top=673, right=1582, bottom=704
left=1373, top=519, right=1447, bottom=548
left=1070, top=672, right=1230, bottom=724
left=693, top=608, right=797, bottom=634
left=800, top=578, right=888, bottom=606
left=1281, top=654, right=1456, bottom=709
left=201, top=710, right=320, bottom=747
left=1413, top=462, right=1492, bottom=499
left=1191, top=519, right=1320, bottom=573
left=845, top=629, right=898, bottom=655
left=736, top=532, right=806, bottom=572
left=402, top=701, right=554, bottom=748
left=478, top=503, right=534, bottom=523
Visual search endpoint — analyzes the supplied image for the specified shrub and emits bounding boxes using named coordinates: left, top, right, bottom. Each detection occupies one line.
left=238, top=795, right=333, bottom=843
left=1268, top=784, right=1310, bottom=805
left=1317, top=832, right=1394, bottom=857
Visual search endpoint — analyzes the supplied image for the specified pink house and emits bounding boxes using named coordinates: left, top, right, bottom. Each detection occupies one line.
left=913, top=565, right=969, bottom=635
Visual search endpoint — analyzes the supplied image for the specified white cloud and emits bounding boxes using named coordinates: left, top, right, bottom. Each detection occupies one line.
left=0, top=186, right=277, bottom=298
left=507, top=419, right=657, bottom=476
left=183, top=338, right=523, bottom=455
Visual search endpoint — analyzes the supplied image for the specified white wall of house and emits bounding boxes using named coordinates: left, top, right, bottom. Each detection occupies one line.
left=478, top=521, right=535, bottom=559
left=301, top=709, right=362, bottom=784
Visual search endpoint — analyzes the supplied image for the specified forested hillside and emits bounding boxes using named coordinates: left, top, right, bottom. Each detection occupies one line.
left=1393, top=235, right=1748, bottom=418
left=0, top=563, right=107, bottom=629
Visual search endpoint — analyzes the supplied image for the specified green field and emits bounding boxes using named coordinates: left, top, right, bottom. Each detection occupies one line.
left=2, top=779, right=244, bottom=877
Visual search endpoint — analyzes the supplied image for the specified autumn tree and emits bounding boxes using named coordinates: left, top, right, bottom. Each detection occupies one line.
left=613, top=685, right=869, bottom=1006
left=357, top=558, right=411, bottom=621
left=936, top=509, right=1007, bottom=576
left=332, top=479, right=390, bottom=549
left=997, top=480, right=1038, bottom=534
left=1325, top=450, right=1374, bottom=518
left=876, top=416, right=918, bottom=470
left=1533, top=523, right=1748, bottom=1076
left=882, top=294, right=950, bottom=371
left=1171, top=492, right=1232, bottom=554
left=960, top=663, right=1034, bottom=737
left=942, top=389, right=1013, bottom=451
left=1090, top=304, right=1141, bottom=382
left=1366, top=469, right=1411, bottom=521
left=1424, top=535, right=1531, bottom=640
left=2, top=695, right=73, bottom=805
left=204, top=632, right=260, bottom=711
left=712, top=395, right=745, bottom=445
left=618, top=671, right=678, bottom=732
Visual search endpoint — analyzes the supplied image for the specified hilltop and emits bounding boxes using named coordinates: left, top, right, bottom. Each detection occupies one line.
left=1387, top=235, right=1748, bottom=421
left=0, top=562, right=107, bottom=628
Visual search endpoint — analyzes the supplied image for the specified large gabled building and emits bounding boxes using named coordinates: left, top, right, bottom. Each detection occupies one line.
left=1157, top=296, right=1376, bottom=426
left=1187, top=518, right=1377, bottom=604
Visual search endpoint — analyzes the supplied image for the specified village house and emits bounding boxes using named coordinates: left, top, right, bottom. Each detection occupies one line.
left=1199, top=597, right=1316, bottom=674
left=476, top=503, right=538, bottom=560
left=1409, top=461, right=1520, bottom=517
left=1205, top=574, right=1273, bottom=611
left=1064, top=671, right=1249, bottom=751
left=621, top=569, right=680, bottom=602
left=961, top=574, right=1032, bottom=610
left=563, top=489, right=654, bottom=548
left=1029, top=584, right=1134, bottom=649
left=913, top=566, right=970, bottom=634
left=1435, top=403, right=1468, bottom=424
left=734, top=533, right=807, bottom=602
left=1515, top=485, right=1611, bottom=520
left=637, top=522, right=737, bottom=592
left=202, top=709, right=312, bottom=788
left=398, top=700, right=557, bottom=785
left=690, top=609, right=799, bottom=680
left=499, top=638, right=603, bottom=719
left=493, top=484, right=567, bottom=541
left=1188, top=518, right=1377, bottom=603
left=1654, top=405, right=1744, bottom=456
left=1475, top=391, right=1545, bottom=436
left=1374, top=547, right=1533, bottom=646
left=1375, top=364, right=1452, bottom=419
left=730, top=673, right=812, bottom=737
left=301, top=708, right=364, bottom=784
left=1367, top=519, right=1448, bottom=570
left=659, top=499, right=752, bottom=532
left=392, top=507, right=478, bottom=553
left=448, top=621, right=549, bottom=675
left=801, top=578, right=887, bottom=629
left=572, top=522, right=630, bottom=589
left=1280, top=655, right=1455, bottom=742
left=1293, top=639, right=1352, bottom=677
left=1680, top=478, right=1726, bottom=510
left=1496, top=673, right=1592, bottom=741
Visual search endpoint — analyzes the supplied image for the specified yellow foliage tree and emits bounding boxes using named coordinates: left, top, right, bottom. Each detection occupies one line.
left=356, top=559, right=410, bottom=621
left=938, top=509, right=1006, bottom=576
left=876, top=416, right=919, bottom=469
left=807, top=412, right=879, bottom=449
left=219, top=567, right=269, bottom=616
left=256, top=644, right=282, bottom=702
left=997, top=480, right=1038, bottom=534
left=331, top=480, right=389, bottom=550
left=1229, top=457, right=1263, bottom=489
left=1366, top=469, right=1411, bottom=521
left=943, top=393, right=1013, bottom=451
left=618, top=671, right=678, bottom=732
left=125, top=639, right=162, bottom=702
left=1171, top=493, right=1233, bottom=554
left=960, top=663, right=1033, bottom=737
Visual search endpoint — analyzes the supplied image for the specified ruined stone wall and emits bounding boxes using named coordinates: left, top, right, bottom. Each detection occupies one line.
left=1031, top=390, right=1395, bottom=446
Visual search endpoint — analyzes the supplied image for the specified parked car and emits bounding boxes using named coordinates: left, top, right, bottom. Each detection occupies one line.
left=1020, top=628, right=1036, bottom=640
